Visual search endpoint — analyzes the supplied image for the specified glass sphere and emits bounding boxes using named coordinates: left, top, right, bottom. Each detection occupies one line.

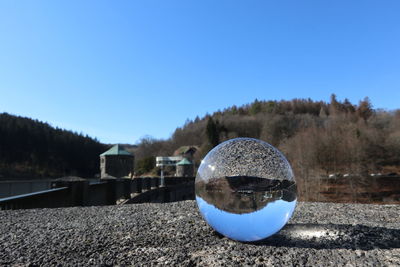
left=195, top=137, right=297, bottom=242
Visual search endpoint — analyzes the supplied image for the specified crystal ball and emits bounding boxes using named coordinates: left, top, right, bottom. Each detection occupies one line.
left=195, top=137, right=297, bottom=242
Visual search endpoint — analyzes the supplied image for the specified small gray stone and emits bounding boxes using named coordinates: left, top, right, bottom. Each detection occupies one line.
left=0, top=201, right=399, bottom=266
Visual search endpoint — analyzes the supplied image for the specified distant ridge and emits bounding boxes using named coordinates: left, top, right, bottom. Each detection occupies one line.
left=133, top=96, right=400, bottom=185
left=0, top=112, right=107, bottom=179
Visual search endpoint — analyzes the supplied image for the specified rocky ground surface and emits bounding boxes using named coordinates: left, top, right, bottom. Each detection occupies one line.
left=1, top=201, right=400, bottom=266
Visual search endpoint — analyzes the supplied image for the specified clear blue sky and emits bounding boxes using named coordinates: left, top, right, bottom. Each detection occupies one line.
left=1, top=1, right=399, bottom=144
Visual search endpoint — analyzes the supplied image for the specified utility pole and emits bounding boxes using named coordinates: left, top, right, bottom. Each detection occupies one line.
left=160, top=166, right=165, bottom=187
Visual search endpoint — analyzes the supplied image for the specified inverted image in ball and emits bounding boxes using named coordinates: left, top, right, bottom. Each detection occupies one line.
left=195, top=138, right=297, bottom=242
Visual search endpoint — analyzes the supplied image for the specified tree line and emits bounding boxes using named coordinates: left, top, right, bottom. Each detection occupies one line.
left=134, top=95, right=400, bottom=179
left=0, top=113, right=107, bottom=178
left=2, top=95, right=399, bottom=182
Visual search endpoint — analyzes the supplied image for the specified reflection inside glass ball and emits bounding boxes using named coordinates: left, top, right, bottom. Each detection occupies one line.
left=195, top=138, right=297, bottom=242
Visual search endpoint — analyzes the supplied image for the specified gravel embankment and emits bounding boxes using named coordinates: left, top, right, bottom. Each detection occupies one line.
left=1, top=201, right=400, bottom=266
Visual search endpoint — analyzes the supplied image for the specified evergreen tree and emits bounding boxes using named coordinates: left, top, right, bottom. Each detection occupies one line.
left=206, top=117, right=219, bottom=148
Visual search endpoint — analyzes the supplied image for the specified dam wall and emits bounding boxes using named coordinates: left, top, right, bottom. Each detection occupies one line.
left=0, top=177, right=194, bottom=210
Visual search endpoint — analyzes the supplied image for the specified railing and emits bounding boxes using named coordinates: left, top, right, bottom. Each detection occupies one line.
left=128, top=180, right=195, bottom=204
left=0, top=180, right=53, bottom=198
left=0, top=179, right=102, bottom=198
left=0, top=177, right=195, bottom=210
left=0, top=187, right=68, bottom=210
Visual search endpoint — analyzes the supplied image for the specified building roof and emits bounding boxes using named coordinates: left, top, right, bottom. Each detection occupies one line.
left=100, top=144, right=133, bottom=156
left=177, top=158, right=193, bottom=165
left=173, top=145, right=199, bottom=156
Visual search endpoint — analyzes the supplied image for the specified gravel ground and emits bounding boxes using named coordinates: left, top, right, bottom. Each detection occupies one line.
left=1, top=201, right=400, bottom=266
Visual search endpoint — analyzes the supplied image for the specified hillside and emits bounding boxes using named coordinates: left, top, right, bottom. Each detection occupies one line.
left=0, top=113, right=107, bottom=179
left=2, top=95, right=399, bottom=181
left=134, top=95, right=400, bottom=179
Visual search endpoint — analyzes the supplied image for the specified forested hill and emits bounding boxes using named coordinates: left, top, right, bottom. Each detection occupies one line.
left=134, top=95, right=400, bottom=178
left=2, top=95, right=399, bottom=179
left=0, top=113, right=107, bottom=179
